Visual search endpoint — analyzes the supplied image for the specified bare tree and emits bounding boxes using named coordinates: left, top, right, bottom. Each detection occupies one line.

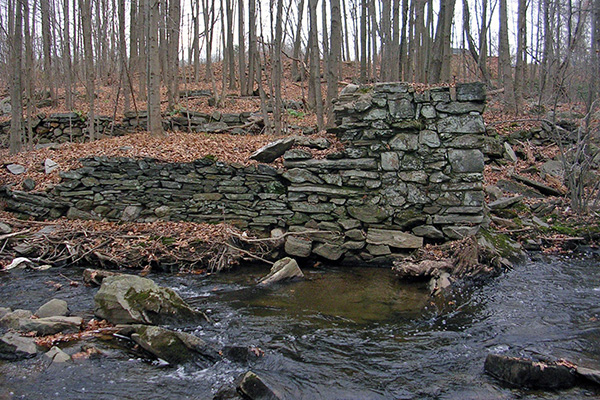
left=499, top=0, right=516, bottom=113
left=80, top=0, right=96, bottom=140
left=147, top=0, right=164, bottom=136
left=9, top=0, right=23, bottom=153
left=308, top=0, right=323, bottom=130
left=326, top=0, right=341, bottom=126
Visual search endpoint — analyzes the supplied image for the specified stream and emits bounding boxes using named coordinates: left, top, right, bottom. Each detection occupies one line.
left=1, top=254, right=599, bottom=399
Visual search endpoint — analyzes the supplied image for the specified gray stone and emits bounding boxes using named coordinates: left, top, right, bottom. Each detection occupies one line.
left=389, top=98, right=415, bottom=119
left=258, top=257, right=304, bottom=285
left=437, top=114, right=486, bottom=134
left=19, top=316, right=83, bottom=336
left=22, top=178, right=36, bottom=191
left=35, top=299, right=69, bottom=318
left=0, top=309, right=33, bottom=330
left=504, top=142, right=518, bottom=162
left=541, top=160, right=565, bottom=178
left=347, top=205, right=389, bottom=223
left=448, top=149, right=484, bottom=173
left=44, top=158, right=59, bottom=174
left=420, top=105, right=437, bottom=119
left=129, top=325, right=219, bottom=365
left=0, top=222, right=11, bottom=234
left=577, top=366, right=600, bottom=385
left=484, top=185, right=504, bottom=201
left=512, top=174, right=565, bottom=196
left=342, top=241, right=366, bottom=250
left=312, top=243, right=345, bottom=260
left=283, top=149, right=313, bottom=161
left=435, top=101, right=485, bottom=115
left=44, top=346, right=71, bottom=363
left=7, top=164, right=26, bottom=175
left=284, top=158, right=378, bottom=170
left=0, top=332, right=38, bottom=360
left=366, top=228, right=423, bottom=249
left=0, top=307, right=10, bottom=319
left=412, top=225, right=444, bottom=239
left=366, top=244, right=391, bottom=256
left=282, top=169, right=323, bottom=184
left=66, top=207, right=98, bottom=221
left=154, top=205, right=171, bottom=218
left=419, top=130, right=440, bottom=147
left=488, top=196, right=523, bottom=210
left=456, top=82, right=486, bottom=102
left=237, top=371, right=283, bottom=400
left=496, top=180, right=545, bottom=198
left=94, top=275, right=208, bottom=325
left=339, top=219, right=362, bottom=230
left=354, top=96, right=373, bottom=112
left=284, top=236, right=313, bottom=258
left=441, top=225, right=480, bottom=239
left=364, top=108, right=388, bottom=120
left=340, top=84, right=359, bottom=95
left=381, top=152, right=400, bottom=171
left=250, top=137, right=296, bottom=163
left=390, top=133, right=419, bottom=151
left=121, top=205, right=143, bottom=222
left=484, top=354, right=576, bottom=389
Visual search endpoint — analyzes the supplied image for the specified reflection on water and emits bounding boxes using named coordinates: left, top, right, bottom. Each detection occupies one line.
left=0, top=256, right=599, bottom=399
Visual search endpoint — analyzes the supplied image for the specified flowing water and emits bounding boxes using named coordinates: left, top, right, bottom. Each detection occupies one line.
left=0, top=254, right=599, bottom=399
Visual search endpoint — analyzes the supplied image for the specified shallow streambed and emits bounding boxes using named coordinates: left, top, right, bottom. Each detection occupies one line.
left=1, top=255, right=599, bottom=399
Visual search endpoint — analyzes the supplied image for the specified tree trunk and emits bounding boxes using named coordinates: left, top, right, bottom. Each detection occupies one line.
left=9, top=0, right=23, bottom=154
left=247, top=0, right=257, bottom=95
left=80, top=0, right=96, bottom=140
left=118, top=0, right=130, bottom=113
left=360, top=0, right=368, bottom=82
left=514, top=0, right=527, bottom=108
left=273, top=0, right=284, bottom=135
left=225, top=0, right=236, bottom=89
left=291, top=0, right=306, bottom=81
left=147, top=0, right=164, bottom=136
left=326, top=0, right=341, bottom=127
left=40, top=0, right=56, bottom=104
left=430, top=0, right=456, bottom=83
left=63, top=0, right=73, bottom=110
left=23, top=0, right=35, bottom=146
left=166, top=0, right=181, bottom=111
left=309, top=0, right=324, bottom=130
left=499, top=0, right=517, bottom=113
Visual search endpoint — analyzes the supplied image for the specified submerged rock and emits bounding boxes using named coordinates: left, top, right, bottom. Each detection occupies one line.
left=94, top=275, right=209, bottom=325
left=258, top=258, right=304, bottom=286
left=126, top=325, right=220, bottom=365
left=484, top=354, right=577, bottom=389
left=236, top=371, right=283, bottom=400
left=35, top=299, right=69, bottom=318
left=0, top=332, right=38, bottom=360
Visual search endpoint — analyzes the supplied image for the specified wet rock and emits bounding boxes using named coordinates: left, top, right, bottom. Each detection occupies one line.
left=222, top=346, right=263, bottom=363
left=94, top=275, right=209, bottom=325
left=236, top=371, right=283, bottom=400
left=7, top=164, right=26, bottom=175
left=82, top=268, right=121, bottom=286
left=484, top=354, right=577, bottom=389
left=19, top=316, right=83, bottom=336
left=258, top=257, right=304, bottom=286
left=576, top=366, right=600, bottom=385
left=312, top=243, right=345, bottom=261
left=0, top=309, right=33, bottom=330
left=35, top=299, right=69, bottom=318
left=129, top=325, right=219, bottom=365
left=44, top=346, right=71, bottom=363
left=428, top=271, right=453, bottom=295
left=250, top=137, right=295, bottom=163
left=0, top=332, right=38, bottom=360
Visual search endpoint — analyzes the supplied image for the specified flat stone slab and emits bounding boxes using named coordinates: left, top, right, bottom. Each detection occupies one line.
left=250, top=137, right=295, bottom=163
left=512, top=174, right=565, bottom=197
left=488, top=196, right=524, bottom=210
left=366, top=229, right=423, bottom=249
left=19, top=316, right=83, bottom=336
left=0, top=332, right=38, bottom=360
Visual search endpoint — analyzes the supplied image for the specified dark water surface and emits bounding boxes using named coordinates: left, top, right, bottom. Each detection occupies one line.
left=1, top=255, right=599, bottom=399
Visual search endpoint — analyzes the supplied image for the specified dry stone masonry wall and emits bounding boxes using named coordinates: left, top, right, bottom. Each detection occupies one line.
left=1, top=82, right=487, bottom=264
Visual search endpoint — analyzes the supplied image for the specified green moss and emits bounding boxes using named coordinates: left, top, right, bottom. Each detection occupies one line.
left=480, top=229, right=519, bottom=259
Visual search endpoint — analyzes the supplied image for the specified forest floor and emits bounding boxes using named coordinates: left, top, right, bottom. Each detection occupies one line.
left=1, top=63, right=599, bottom=274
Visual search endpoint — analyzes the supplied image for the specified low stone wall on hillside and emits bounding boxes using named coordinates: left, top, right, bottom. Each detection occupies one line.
left=1, top=82, right=487, bottom=264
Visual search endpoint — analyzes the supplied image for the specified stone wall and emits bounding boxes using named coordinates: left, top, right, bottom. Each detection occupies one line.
left=1, top=82, right=487, bottom=264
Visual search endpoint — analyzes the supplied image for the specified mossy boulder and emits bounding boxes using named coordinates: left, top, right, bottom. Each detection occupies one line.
left=127, top=325, right=220, bottom=365
left=94, top=275, right=209, bottom=325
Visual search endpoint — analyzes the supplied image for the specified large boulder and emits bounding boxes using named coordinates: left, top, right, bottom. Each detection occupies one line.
left=125, top=325, right=220, bottom=365
left=94, top=275, right=209, bottom=325
left=250, top=137, right=295, bottom=163
left=484, top=354, right=577, bottom=389
left=0, top=332, right=38, bottom=360
left=258, top=258, right=304, bottom=286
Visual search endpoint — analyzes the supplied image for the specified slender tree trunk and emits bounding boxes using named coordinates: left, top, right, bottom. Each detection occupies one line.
left=9, top=0, right=23, bottom=154
left=166, top=0, right=181, bottom=111
left=40, top=0, right=56, bottom=104
left=273, top=0, right=284, bottom=135
left=118, top=0, right=130, bottom=113
left=309, top=0, right=324, bottom=130
left=23, top=0, right=34, bottom=146
left=514, top=0, right=527, bottom=108
left=326, top=0, right=341, bottom=127
left=247, top=0, right=257, bottom=95
left=238, top=0, right=247, bottom=94
left=147, top=0, right=164, bottom=136
left=399, top=0, right=408, bottom=79
left=360, top=0, right=368, bottom=82
left=499, top=0, right=517, bottom=113
left=291, top=0, right=306, bottom=81
left=80, top=0, right=96, bottom=140
left=63, top=0, right=73, bottom=110
left=225, top=0, right=236, bottom=89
